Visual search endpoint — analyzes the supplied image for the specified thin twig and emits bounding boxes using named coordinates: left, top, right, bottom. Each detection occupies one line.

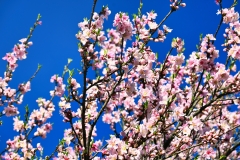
left=88, top=0, right=98, bottom=29
left=166, top=124, right=240, bottom=158
left=213, top=1, right=223, bottom=42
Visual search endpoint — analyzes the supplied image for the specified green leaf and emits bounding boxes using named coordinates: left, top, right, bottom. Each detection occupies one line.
left=153, top=130, right=157, bottom=135
left=138, top=2, right=143, bottom=16
left=190, top=116, right=193, bottom=121
left=97, top=29, right=101, bottom=35
left=90, top=140, right=94, bottom=147
left=195, top=53, right=200, bottom=59
left=119, top=12, right=123, bottom=18
left=37, top=13, right=42, bottom=19
left=38, top=63, right=42, bottom=69
left=171, top=73, right=176, bottom=79
left=68, top=69, right=75, bottom=77
left=135, top=35, right=140, bottom=41
left=102, top=5, right=108, bottom=10
left=136, top=125, right=140, bottom=130
left=182, top=48, right=185, bottom=52
left=194, top=155, right=199, bottom=160
left=196, top=44, right=199, bottom=49
left=68, top=58, right=73, bottom=64
left=25, top=105, right=29, bottom=113
left=156, top=52, right=158, bottom=59
left=132, top=14, right=137, bottom=19
left=78, top=42, right=82, bottom=48
left=143, top=101, right=148, bottom=109
left=199, top=33, right=203, bottom=41
left=229, top=59, right=235, bottom=70
left=59, top=139, right=66, bottom=145
left=231, top=0, right=238, bottom=8
left=206, top=73, right=211, bottom=81
left=104, top=49, right=108, bottom=56
left=219, top=155, right=226, bottom=160
left=97, top=76, right=100, bottom=80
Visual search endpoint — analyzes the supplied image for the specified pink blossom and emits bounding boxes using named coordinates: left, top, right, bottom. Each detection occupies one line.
left=228, top=44, right=240, bottom=60
left=36, top=143, right=43, bottom=152
left=2, top=3, right=240, bottom=160
left=113, top=13, right=133, bottom=39
left=13, top=117, right=24, bottom=132
left=4, top=106, right=19, bottom=117
left=174, top=53, right=185, bottom=65
left=163, top=25, right=172, bottom=33
left=2, top=53, right=17, bottom=64
left=180, top=3, right=186, bottom=7
left=100, top=6, right=111, bottom=20
left=139, top=124, right=148, bottom=138
left=147, top=11, right=157, bottom=20
left=18, top=81, right=31, bottom=94
left=140, top=87, right=151, bottom=100
left=70, top=78, right=80, bottom=90
left=203, top=147, right=216, bottom=159
left=215, top=0, right=220, bottom=5
left=13, top=44, right=26, bottom=60
left=34, top=127, right=47, bottom=138
left=148, top=21, right=158, bottom=30
left=102, top=113, right=113, bottom=124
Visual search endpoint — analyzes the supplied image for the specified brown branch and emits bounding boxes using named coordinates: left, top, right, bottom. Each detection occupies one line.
left=86, top=39, right=125, bottom=158
left=213, top=1, right=223, bottom=42
left=166, top=124, right=240, bottom=159
left=88, top=0, right=98, bottom=29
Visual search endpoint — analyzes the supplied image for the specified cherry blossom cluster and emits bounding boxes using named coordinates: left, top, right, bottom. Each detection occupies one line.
left=219, top=7, right=240, bottom=65
left=0, top=15, right=41, bottom=119
left=0, top=39, right=33, bottom=117
left=170, top=0, right=186, bottom=11
left=2, top=97, right=54, bottom=159
left=2, top=1, right=240, bottom=160
left=2, top=38, right=32, bottom=71
left=113, top=13, right=133, bottom=40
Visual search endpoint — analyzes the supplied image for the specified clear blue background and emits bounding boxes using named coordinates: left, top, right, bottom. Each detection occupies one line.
left=0, top=0, right=238, bottom=157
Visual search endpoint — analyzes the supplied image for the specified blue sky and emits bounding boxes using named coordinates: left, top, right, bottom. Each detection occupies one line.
left=0, top=0, right=237, bottom=157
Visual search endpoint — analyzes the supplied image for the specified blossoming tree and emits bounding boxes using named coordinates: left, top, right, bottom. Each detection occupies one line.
left=1, top=0, right=240, bottom=159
